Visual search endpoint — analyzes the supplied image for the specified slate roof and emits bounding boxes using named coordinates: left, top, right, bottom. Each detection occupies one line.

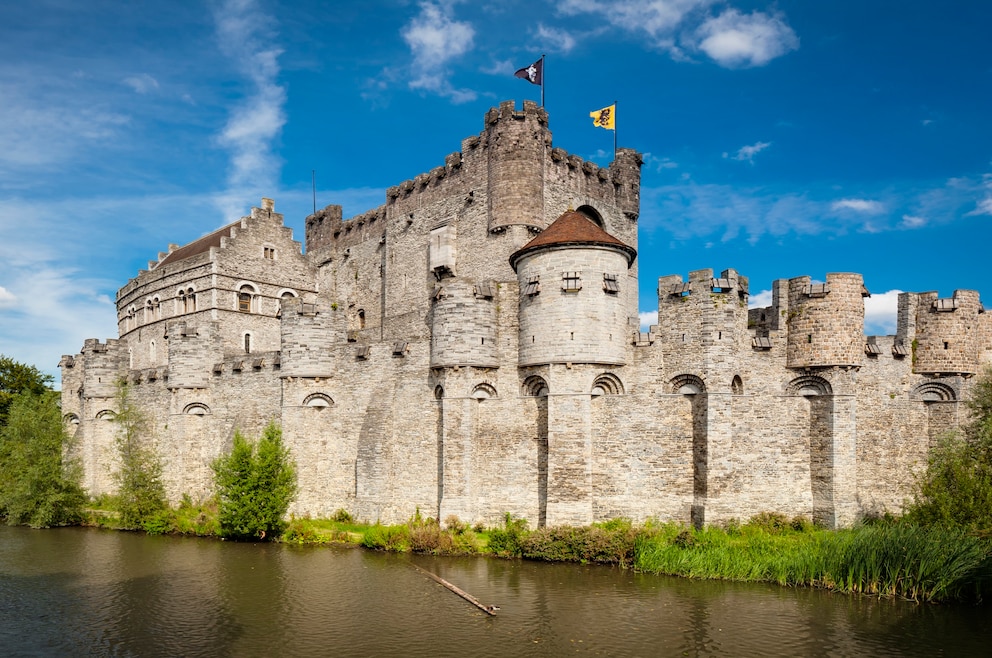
left=509, top=210, right=636, bottom=270
left=155, top=221, right=241, bottom=268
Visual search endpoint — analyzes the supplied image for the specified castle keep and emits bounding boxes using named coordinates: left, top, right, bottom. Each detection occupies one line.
left=61, top=100, right=992, bottom=528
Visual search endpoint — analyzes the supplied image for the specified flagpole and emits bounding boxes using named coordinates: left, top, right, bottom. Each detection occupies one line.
left=613, top=100, right=618, bottom=161
left=541, top=54, right=545, bottom=108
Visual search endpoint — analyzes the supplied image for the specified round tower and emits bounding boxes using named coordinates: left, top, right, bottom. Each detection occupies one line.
left=430, top=280, right=499, bottom=368
left=786, top=273, right=866, bottom=368
left=912, top=290, right=981, bottom=375
left=485, top=100, right=550, bottom=232
left=510, top=210, right=636, bottom=367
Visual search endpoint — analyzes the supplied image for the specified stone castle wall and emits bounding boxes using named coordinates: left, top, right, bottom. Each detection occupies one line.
left=61, top=101, right=990, bottom=529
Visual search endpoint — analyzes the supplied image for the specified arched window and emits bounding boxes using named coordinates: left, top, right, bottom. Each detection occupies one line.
left=731, top=375, right=744, bottom=395
left=576, top=204, right=605, bottom=227
left=358, top=309, right=366, bottom=329
left=434, top=385, right=445, bottom=400
left=238, top=285, right=253, bottom=313
left=153, top=296, right=162, bottom=319
left=149, top=339, right=157, bottom=362
left=244, top=332, right=252, bottom=354
left=145, top=299, right=154, bottom=323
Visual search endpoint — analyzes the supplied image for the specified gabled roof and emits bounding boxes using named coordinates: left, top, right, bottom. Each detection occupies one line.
left=509, top=210, right=636, bottom=270
left=155, top=220, right=241, bottom=268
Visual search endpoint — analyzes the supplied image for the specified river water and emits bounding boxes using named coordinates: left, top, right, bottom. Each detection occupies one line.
left=1, top=526, right=989, bottom=657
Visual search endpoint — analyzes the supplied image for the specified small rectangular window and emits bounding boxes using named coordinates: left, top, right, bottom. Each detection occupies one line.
left=263, top=247, right=276, bottom=260
left=562, top=272, right=581, bottom=292
left=523, top=276, right=540, bottom=296
left=603, top=273, right=619, bottom=294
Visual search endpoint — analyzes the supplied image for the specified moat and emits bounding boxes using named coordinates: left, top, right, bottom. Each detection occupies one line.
left=1, top=526, right=989, bottom=656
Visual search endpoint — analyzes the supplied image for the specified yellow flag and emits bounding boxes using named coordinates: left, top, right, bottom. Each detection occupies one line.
left=590, top=104, right=615, bottom=130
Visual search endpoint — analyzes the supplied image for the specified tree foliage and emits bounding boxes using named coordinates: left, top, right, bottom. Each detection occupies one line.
left=0, top=355, right=53, bottom=427
left=906, top=367, right=992, bottom=534
left=112, top=382, right=166, bottom=529
left=213, top=422, right=297, bottom=540
left=0, top=391, right=85, bottom=527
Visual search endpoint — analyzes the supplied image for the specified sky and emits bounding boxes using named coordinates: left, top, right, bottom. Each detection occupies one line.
left=1, top=0, right=991, bottom=382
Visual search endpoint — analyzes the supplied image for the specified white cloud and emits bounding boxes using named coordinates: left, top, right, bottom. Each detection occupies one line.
left=901, top=214, right=926, bottom=228
left=536, top=23, right=577, bottom=53
left=0, top=285, right=16, bottom=307
left=972, top=197, right=992, bottom=216
left=123, top=73, right=159, bottom=94
left=401, top=1, right=476, bottom=102
left=748, top=289, right=773, bottom=308
left=644, top=153, right=678, bottom=171
left=864, top=290, right=903, bottom=335
left=559, top=0, right=715, bottom=46
left=639, top=310, right=658, bottom=330
left=725, top=140, right=771, bottom=163
left=831, top=198, right=885, bottom=214
left=213, top=0, right=287, bottom=215
left=693, top=9, right=798, bottom=68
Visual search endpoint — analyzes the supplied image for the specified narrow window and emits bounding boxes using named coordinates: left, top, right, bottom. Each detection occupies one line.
left=263, top=247, right=276, bottom=260
left=358, top=309, right=366, bottom=329
left=244, top=333, right=252, bottom=354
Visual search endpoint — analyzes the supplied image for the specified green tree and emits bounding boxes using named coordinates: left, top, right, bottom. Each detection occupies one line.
left=906, top=367, right=992, bottom=533
left=0, top=355, right=53, bottom=427
left=112, top=382, right=166, bottom=529
left=213, top=422, right=297, bottom=540
left=0, top=391, right=85, bottom=527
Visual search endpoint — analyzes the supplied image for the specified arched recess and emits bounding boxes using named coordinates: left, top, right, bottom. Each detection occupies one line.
left=522, top=375, right=549, bottom=397
left=303, top=392, right=334, bottom=409
left=671, top=373, right=706, bottom=395
left=183, top=403, right=210, bottom=416
left=434, top=385, right=445, bottom=400
left=470, top=383, right=497, bottom=400
left=912, top=381, right=957, bottom=402
left=95, top=409, right=116, bottom=421
left=591, top=372, right=624, bottom=397
left=786, top=375, right=832, bottom=397
left=731, top=375, right=744, bottom=395
left=576, top=204, right=605, bottom=228
left=63, top=413, right=80, bottom=426
left=277, top=288, right=298, bottom=300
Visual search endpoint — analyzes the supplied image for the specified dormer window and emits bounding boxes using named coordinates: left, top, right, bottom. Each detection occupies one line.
left=263, top=247, right=276, bottom=260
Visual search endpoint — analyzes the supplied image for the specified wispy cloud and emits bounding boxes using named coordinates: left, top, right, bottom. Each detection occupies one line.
left=0, top=285, right=16, bottom=308
left=901, top=214, right=926, bottom=228
left=864, top=290, right=902, bottom=335
left=213, top=0, right=287, bottom=213
left=536, top=23, right=577, bottom=53
left=123, top=73, right=160, bottom=94
left=693, top=9, right=799, bottom=68
left=401, top=1, right=476, bottom=103
left=724, top=141, right=771, bottom=163
left=831, top=198, right=885, bottom=214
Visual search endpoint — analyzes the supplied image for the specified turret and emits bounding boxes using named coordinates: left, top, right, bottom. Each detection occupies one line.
left=510, top=210, right=636, bottom=367
left=911, top=290, right=982, bottom=375
left=485, top=100, right=550, bottom=232
left=786, top=273, right=866, bottom=368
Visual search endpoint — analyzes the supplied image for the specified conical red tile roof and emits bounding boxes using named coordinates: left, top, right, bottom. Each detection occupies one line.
left=509, top=210, right=636, bottom=270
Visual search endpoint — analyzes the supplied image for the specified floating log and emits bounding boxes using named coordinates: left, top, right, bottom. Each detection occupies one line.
left=413, top=565, right=499, bottom=616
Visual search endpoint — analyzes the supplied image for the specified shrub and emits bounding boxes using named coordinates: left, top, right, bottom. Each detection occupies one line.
left=521, top=523, right=638, bottom=565
left=487, top=513, right=529, bottom=558
left=213, top=422, right=297, bottom=541
left=112, top=382, right=166, bottom=529
left=331, top=508, right=354, bottom=523
left=0, top=391, right=85, bottom=527
left=906, top=366, right=992, bottom=534
left=361, top=523, right=410, bottom=551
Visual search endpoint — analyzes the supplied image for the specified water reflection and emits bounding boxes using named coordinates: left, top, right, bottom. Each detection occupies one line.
left=1, top=526, right=989, bottom=657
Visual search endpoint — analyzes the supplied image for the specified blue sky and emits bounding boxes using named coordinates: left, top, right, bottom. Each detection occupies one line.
left=2, top=0, right=991, bottom=380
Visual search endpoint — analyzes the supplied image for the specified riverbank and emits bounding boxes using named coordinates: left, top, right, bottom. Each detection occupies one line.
left=78, top=499, right=992, bottom=605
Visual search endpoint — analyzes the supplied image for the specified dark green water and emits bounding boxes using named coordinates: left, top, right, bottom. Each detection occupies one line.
left=1, top=525, right=989, bottom=657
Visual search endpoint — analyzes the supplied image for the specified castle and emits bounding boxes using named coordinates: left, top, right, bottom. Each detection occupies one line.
left=60, top=100, right=992, bottom=529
